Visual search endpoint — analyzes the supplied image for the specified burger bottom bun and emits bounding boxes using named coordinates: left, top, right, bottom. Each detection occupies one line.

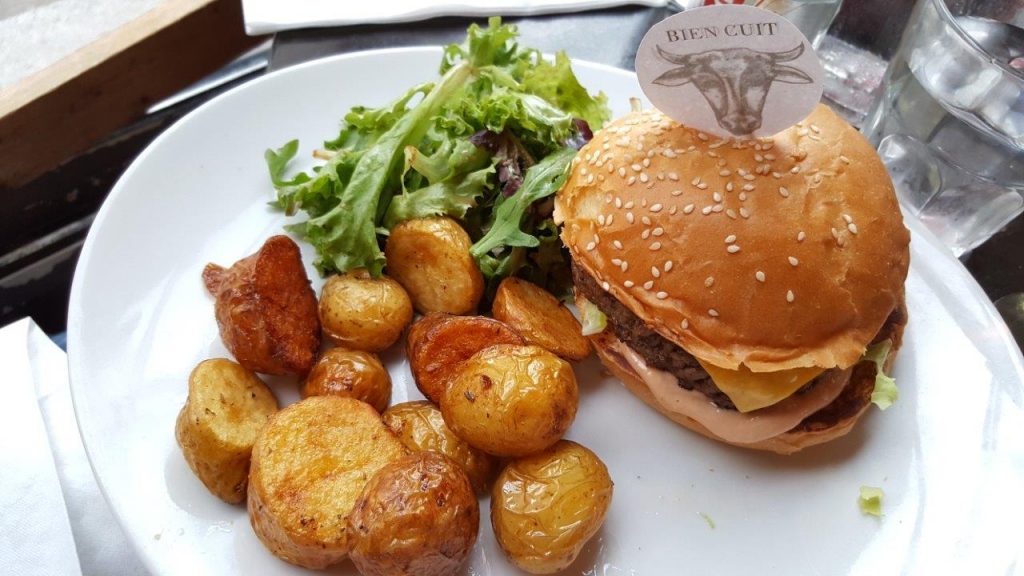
left=589, top=301, right=906, bottom=455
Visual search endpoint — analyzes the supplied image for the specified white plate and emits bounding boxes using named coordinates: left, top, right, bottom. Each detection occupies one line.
left=68, top=47, right=1024, bottom=576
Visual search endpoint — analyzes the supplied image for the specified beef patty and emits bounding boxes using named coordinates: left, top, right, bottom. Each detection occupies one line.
left=573, top=263, right=904, bottom=411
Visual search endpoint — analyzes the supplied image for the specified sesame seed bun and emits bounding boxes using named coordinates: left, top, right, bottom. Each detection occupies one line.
left=587, top=307, right=905, bottom=455
left=554, top=104, right=910, bottom=373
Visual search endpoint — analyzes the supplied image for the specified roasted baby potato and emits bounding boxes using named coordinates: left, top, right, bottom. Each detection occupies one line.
left=319, top=269, right=413, bottom=352
left=203, top=235, right=321, bottom=375
left=175, top=359, right=278, bottom=504
left=382, top=401, right=498, bottom=493
left=492, top=277, right=591, bottom=361
left=248, top=397, right=408, bottom=569
left=491, top=440, right=613, bottom=574
left=301, top=347, right=391, bottom=413
left=385, top=217, right=484, bottom=314
left=406, top=313, right=525, bottom=404
left=348, top=452, right=479, bottom=576
left=441, top=344, right=578, bottom=457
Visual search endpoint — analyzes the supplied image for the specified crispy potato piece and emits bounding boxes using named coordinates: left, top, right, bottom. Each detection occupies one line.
left=301, top=347, right=392, bottom=413
left=203, top=235, right=320, bottom=376
left=491, top=440, right=613, bottom=574
left=348, top=452, right=479, bottom=576
left=175, top=359, right=278, bottom=504
left=406, top=313, right=525, bottom=404
left=248, top=397, right=408, bottom=569
left=385, top=217, right=484, bottom=314
left=441, top=344, right=578, bottom=458
left=382, top=401, right=498, bottom=493
left=319, top=270, right=413, bottom=352
left=492, top=277, right=591, bottom=361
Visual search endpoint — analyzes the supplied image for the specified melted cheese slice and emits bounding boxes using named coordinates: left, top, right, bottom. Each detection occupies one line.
left=697, top=360, right=825, bottom=413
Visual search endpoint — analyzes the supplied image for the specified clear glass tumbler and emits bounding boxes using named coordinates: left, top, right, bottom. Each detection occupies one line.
left=863, top=0, right=1024, bottom=256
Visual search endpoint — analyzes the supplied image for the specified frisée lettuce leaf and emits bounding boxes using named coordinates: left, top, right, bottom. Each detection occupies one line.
left=265, top=17, right=609, bottom=291
left=864, top=339, right=898, bottom=410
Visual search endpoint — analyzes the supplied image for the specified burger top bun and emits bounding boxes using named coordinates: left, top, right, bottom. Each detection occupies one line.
left=554, top=104, right=910, bottom=372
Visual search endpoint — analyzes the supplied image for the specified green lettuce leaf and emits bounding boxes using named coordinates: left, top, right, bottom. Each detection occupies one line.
left=864, top=339, right=898, bottom=410
left=858, top=486, right=884, bottom=517
left=522, top=51, right=610, bottom=129
left=579, top=299, right=608, bottom=336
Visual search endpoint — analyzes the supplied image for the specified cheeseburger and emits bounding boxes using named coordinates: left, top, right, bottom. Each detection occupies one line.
left=554, top=104, right=909, bottom=454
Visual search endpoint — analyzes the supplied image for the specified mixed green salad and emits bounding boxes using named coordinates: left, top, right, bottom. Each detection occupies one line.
left=265, top=17, right=610, bottom=295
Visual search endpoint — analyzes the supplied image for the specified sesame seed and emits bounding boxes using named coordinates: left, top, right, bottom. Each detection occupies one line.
left=726, top=182, right=734, bottom=192
left=614, top=197, right=622, bottom=208
left=786, top=290, right=795, bottom=303
left=624, top=201, right=635, bottom=209
left=621, top=261, right=629, bottom=272
left=636, top=142, right=644, bottom=150
left=691, top=176, right=701, bottom=186
left=791, top=166, right=801, bottom=174
left=740, top=207, right=750, bottom=218
left=627, top=176, right=637, bottom=185
left=606, top=214, right=614, bottom=225
left=602, top=281, right=610, bottom=291
left=788, top=256, right=799, bottom=266
left=684, top=204, right=695, bottom=214
left=709, top=140, right=727, bottom=149
left=724, top=234, right=736, bottom=244
left=743, top=174, right=755, bottom=181
left=712, top=204, right=723, bottom=213
left=671, top=189, right=683, bottom=197
left=810, top=124, right=821, bottom=134
left=755, top=154, right=764, bottom=162
left=705, top=276, right=714, bottom=287
left=755, top=270, right=766, bottom=282
left=626, top=212, right=635, bottom=224
left=668, top=172, right=679, bottom=181
left=650, top=203, right=663, bottom=213
left=719, top=169, right=732, bottom=177
left=831, top=227, right=840, bottom=239
left=840, top=155, right=851, bottom=164
left=653, top=227, right=664, bottom=237
left=618, top=167, right=626, bottom=177
left=612, top=258, right=622, bottom=266
left=842, top=214, right=852, bottom=223
left=643, top=280, right=654, bottom=290
left=668, top=206, right=678, bottom=215
left=643, top=158, right=651, bottom=168
left=697, top=182, right=709, bottom=190
left=701, top=206, right=713, bottom=215
left=664, top=261, right=673, bottom=272
left=848, top=223, right=859, bottom=235
left=797, top=231, right=806, bottom=242
left=739, top=192, right=748, bottom=201
left=681, top=319, right=689, bottom=329
left=652, top=266, right=661, bottom=278
left=598, top=214, right=606, bottom=225
left=698, top=133, right=709, bottom=141
left=743, top=184, right=755, bottom=191
left=663, top=149, right=677, bottom=158
left=624, top=280, right=635, bottom=288
left=779, top=186, right=790, bottom=198
left=708, top=308, right=719, bottom=318
left=727, top=245, right=741, bottom=253
left=650, top=242, right=662, bottom=251
left=726, top=209, right=737, bottom=219
left=641, top=215, right=651, bottom=225
left=640, top=173, right=650, bottom=183
left=797, top=127, right=809, bottom=136
left=642, top=229, right=651, bottom=240
left=656, top=291, right=668, bottom=300
left=613, top=240, right=623, bottom=250
left=713, top=192, right=722, bottom=202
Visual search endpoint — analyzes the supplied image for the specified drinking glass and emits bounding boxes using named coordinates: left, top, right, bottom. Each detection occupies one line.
left=864, top=0, right=1024, bottom=256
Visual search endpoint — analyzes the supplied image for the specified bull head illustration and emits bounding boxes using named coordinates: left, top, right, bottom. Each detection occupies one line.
left=653, top=43, right=813, bottom=136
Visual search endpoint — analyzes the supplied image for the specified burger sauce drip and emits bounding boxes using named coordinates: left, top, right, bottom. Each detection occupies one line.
left=608, top=339, right=851, bottom=444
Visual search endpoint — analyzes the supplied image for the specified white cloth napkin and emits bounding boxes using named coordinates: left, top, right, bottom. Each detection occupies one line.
left=0, top=318, right=146, bottom=575
left=242, top=0, right=669, bottom=35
